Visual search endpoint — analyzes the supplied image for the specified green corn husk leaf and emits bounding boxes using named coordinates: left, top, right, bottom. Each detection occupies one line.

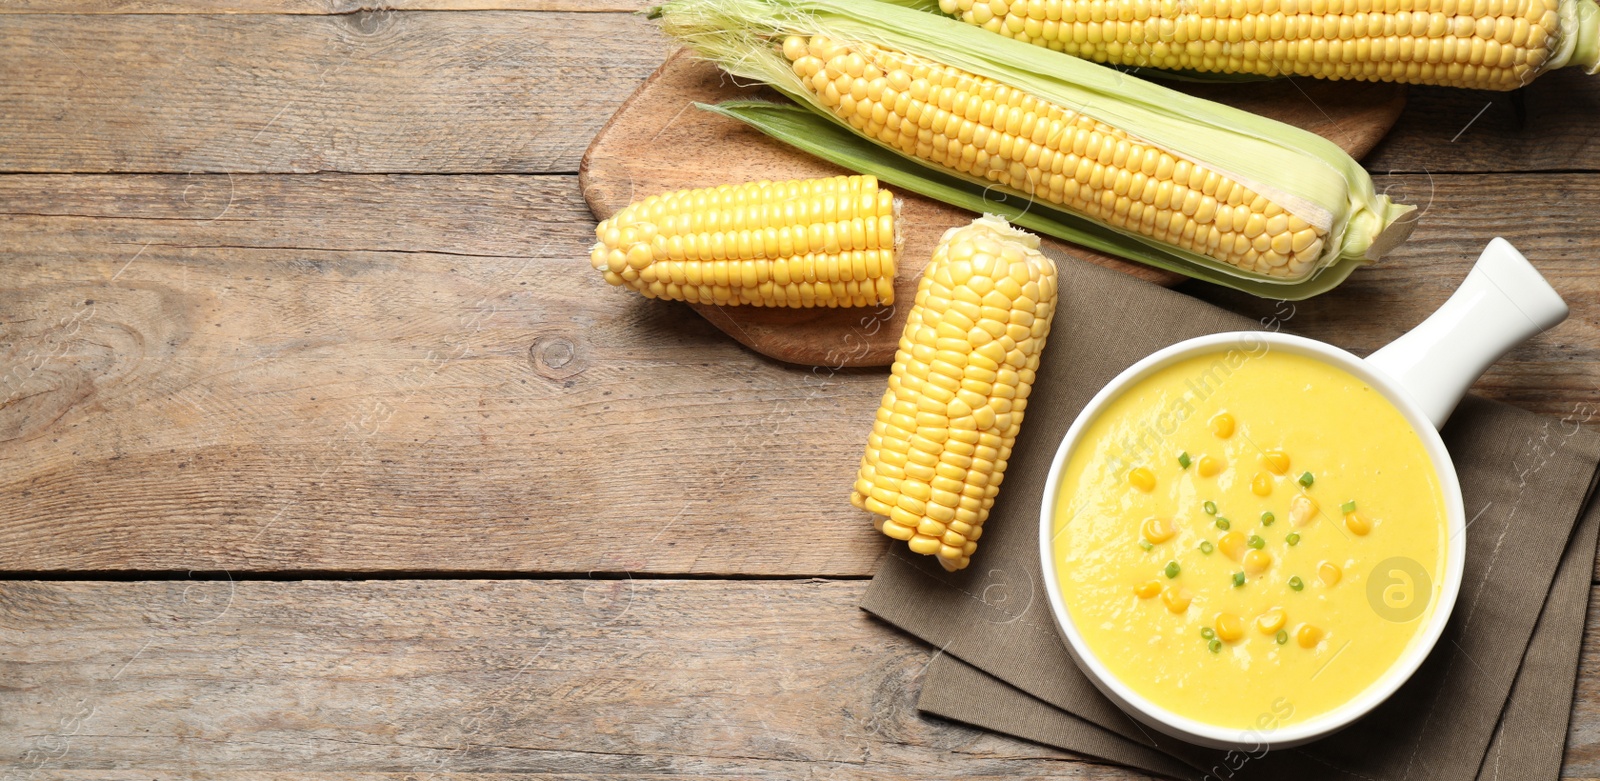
left=705, top=99, right=1367, bottom=300
left=651, top=0, right=1416, bottom=295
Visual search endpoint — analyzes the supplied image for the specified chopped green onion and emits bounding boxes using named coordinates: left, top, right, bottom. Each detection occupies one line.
left=1201, top=627, right=1215, bottom=639
left=1289, top=576, right=1304, bottom=591
left=1138, top=540, right=1154, bottom=551
left=1215, top=517, right=1231, bottom=530
left=1286, top=532, right=1301, bottom=546
left=1203, top=500, right=1217, bottom=515
left=1232, top=572, right=1246, bottom=587
left=1165, top=561, right=1181, bottom=578
left=1209, top=639, right=1223, bottom=653
left=1199, top=541, right=1215, bottom=554
left=1298, top=471, right=1315, bottom=487
left=1260, top=511, right=1275, bottom=526
left=1178, top=452, right=1192, bottom=469
left=1341, top=500, right=1357, bottom=513
left=1248, top=535, right=1265, bottom=549
left=1276, top=629, right=1289, bottom=645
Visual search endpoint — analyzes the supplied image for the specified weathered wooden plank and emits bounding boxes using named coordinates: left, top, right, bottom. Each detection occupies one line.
left=0, top=174, right=892, bottom=575
left=0, top=579, right=1143, bottom=780
left=0, top=12, right=667, bottom=174
left=3, top=10, right=1598, bottom=175
left=0, top=1, right=647, bottom=11
left=1366, top=68, right=1600, bottom=174
left=1, top=173, right=1596, bottom=576
left=4, top=578, right=1600, bottom=778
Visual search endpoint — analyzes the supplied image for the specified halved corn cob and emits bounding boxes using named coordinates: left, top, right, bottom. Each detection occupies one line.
left=591, top=175, right=899, bottom=307
left=653, top=0, right=1415, bottom=288
left=937, top=0, right=1600, bottom=89
left=852, top=215, right=1058, bottom=571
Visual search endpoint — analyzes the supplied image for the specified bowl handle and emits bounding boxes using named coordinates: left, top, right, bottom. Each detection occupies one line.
left=1364, top=238, right=1568, bottom=430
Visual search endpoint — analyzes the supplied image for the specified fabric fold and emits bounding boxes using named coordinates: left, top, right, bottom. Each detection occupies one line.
left=862, top=252, right=1600, bottom=781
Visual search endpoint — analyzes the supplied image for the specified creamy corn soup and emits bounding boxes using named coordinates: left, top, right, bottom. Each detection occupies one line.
left=1051, top=349, right=1447, bottom=731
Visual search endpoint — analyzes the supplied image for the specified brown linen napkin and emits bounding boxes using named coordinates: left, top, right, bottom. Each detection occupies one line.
left=918, top=491, right=1600, bottom=781
left=861, top=253, right=1600, bottom=781
left=1476, top=485, right=1600, bottom=781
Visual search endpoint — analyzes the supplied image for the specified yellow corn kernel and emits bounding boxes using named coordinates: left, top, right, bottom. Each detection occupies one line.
left=1256, top=607, right=1287, bottom=634
left=1251, top=471, right=1273, bottom=496
left=1197, top=454, right=1224, bottom=477
left=1319, top=561, right=1343, bottom=587
left=1209, top=412, right=1235, bottom=438
left=1243, top=549, right=1273, bottom=576
left=851, top=216, right=1058, bottom=571
left=1141, top=516, right=1175, bottom=544
left=1296, top=623, right=1325, bottom=648
left=938, top=0, right=1597, bottom=90
left=1162, top=585, right=1192, bottom=613
left=1218, top=531, right=1247, bottom=562
left=1128, top=467, right=1157, bottom=493
left=1214, top=612, right=1244, bottom=643
left=1345, top=511, right=1372, bottom=536
left=1289, top=493, right=1318, bottom=527
left=1261, top=450, right=1290, bottom=475
left=1135, top=579, right=1162, bottom=599
left=593, top=175, right=898, bottom=307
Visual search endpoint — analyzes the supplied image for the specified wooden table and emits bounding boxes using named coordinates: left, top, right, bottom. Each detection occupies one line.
left=2, top=4, right=1598, bottom=779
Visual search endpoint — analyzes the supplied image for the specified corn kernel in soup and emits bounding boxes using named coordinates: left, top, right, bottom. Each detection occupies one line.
left=1051, top=350, right=1447, bottom=730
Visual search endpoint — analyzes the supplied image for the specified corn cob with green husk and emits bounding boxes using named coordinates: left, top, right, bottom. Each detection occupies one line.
left=652, top=0, right=1415, bottom=291
left=931, top=0, right=1600, bottom=89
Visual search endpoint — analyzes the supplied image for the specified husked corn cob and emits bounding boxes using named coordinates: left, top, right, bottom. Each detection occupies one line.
left=852, top=215, right=1058, bottom=571
left=781, top=34, right=1325, bottom=278
left=591, top=175, right=899, bottom=307
left=938, top=0, right=1600, bottom=89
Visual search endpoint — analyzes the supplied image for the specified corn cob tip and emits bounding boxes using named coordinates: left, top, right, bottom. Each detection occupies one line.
left=1566, top=0, right=1600, bottom=73
left=943, top=213, right=1043, bottom=252
left=1363, top=201, right=1419, bottom=262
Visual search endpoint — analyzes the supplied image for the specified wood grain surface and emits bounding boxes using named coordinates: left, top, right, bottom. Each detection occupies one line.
left=0, top=0, right=648, bottom=10
left=0, top=580, right=1096, bottom=779
left=0, top=12, right=670, bottom=174
left=581, top=51, right=1408, bottom=367
left=1367, top=66, right=1600, bottom=173
left=2, top=12, right=1598, bottom=175
left=3, top=578, right=1600, bottom=779
left=2, top=172, right=1596, bottom=576
left=3, top=6, right=1600, bottom=780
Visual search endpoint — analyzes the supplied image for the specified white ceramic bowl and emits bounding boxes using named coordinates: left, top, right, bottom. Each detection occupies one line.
left=1037, top=239, right=1568, bottom=750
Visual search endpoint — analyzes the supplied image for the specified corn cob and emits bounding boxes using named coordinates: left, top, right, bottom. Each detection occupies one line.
left=936, top=0, right=1600, bottom=89
left=852, top=215, right=1057, bottom=571
left=591, top=175, right=899, bottom=307
left=782, top=33, right=1324, bottom=278
left=653, top=0, right=1415, bottom=288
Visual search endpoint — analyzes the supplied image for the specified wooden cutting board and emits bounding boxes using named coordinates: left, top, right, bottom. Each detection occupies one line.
left=580, top=50, right=1406, bottom=368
